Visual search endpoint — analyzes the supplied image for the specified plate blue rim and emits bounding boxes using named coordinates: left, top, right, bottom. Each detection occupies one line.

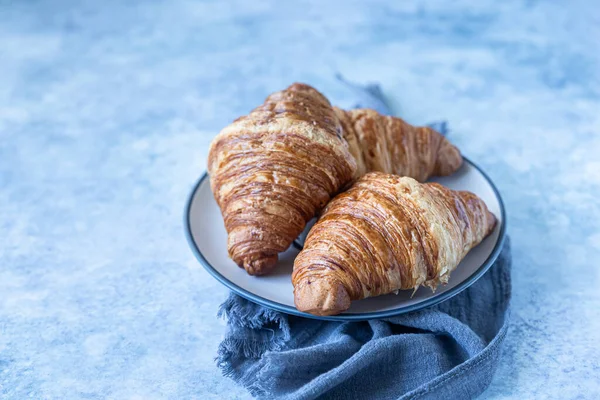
left=184, top=157, right=507, bottom=321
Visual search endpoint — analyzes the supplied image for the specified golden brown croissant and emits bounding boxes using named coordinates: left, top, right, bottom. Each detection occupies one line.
left=207, top=83, right=357, bottom=275
left=335, top=108, right=463, bottom=182
left=208, top=83, right=464, bottom=276
left=292, top=172, right=496, bottom=316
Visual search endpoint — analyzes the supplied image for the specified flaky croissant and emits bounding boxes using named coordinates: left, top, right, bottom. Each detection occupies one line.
left=335, top=108, right=462, bottom=182
left=208, top=83, right=464, bottom=276
left=207, top=83, right=357, bottom=275
left=292, top=172, right=496, bottom=316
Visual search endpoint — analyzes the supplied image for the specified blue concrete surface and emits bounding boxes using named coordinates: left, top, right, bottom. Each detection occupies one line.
left=1, top=0, right=599, bottom=398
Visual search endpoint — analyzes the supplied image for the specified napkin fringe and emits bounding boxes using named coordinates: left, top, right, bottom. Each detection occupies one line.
left=216, top=293, right=292, bottom=397
left=218, top=294, right=291, bottom=337
left=216, top=338, right=276, bottom=398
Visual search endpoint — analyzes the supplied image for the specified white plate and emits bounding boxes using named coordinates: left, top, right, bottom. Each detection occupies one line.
left=185, top=158, right=506, bottom=321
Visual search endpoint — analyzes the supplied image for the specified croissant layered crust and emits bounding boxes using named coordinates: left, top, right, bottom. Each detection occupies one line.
left=208, top=83, right=465, bottom=276
left=208, top=83, right=357, bottom=275
left=334, top=108, right=462, bottom=182
left=292, top=172, right=496, bottom=316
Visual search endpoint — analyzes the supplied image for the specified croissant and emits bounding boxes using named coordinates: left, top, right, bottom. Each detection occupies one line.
left=207, top=83, right=357, bottom=275
left=208, top=83, right=464, bottom=276
left=292, top=172, right=496, bottom=316
left=334, top=108, right=462, bottom=182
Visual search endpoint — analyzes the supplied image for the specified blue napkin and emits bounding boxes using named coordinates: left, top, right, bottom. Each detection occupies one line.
left=216, top=78, right=511, bottom=400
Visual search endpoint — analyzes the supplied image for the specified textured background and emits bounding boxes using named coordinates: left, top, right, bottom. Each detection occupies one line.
left=1, top=0, right=599, bottom=398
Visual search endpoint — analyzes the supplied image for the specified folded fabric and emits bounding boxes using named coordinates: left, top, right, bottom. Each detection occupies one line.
left=215, top=78, right=511, bottom=399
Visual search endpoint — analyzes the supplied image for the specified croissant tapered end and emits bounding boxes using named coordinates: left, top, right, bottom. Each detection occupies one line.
left=294, top=278, right=351, bottom=316
left=485, top=210, right=497, bottom=235
left=457, top=190, right=498, bottom=237
left=434, top=136, right=463, bottom=177
left=241, top=253, right=278, bottom=276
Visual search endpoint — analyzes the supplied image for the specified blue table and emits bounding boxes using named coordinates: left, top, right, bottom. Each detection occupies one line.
left=1, top=1, right=599, bottom=398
